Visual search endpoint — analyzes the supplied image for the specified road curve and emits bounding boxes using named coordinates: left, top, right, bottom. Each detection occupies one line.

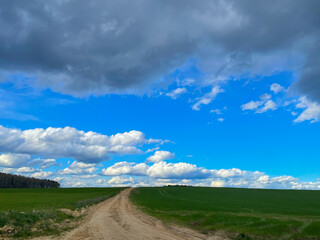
left=56, top=188, right=227, bottom=240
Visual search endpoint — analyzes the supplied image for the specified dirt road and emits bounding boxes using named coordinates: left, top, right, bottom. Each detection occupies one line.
left=50, top=188, right=228, bottom=240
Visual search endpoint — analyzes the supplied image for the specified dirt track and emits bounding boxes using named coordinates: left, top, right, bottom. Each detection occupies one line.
left=43, top=188, right=228, bottom=240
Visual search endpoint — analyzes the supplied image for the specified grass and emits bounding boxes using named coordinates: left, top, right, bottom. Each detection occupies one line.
left=0, top=187, right=125, bottom=238
left=130, top=187, right=320, bottom=239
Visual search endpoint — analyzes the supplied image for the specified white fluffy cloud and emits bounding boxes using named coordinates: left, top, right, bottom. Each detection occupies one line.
left=31, top=171, right=54, bottom=179
left=0, top=153, right=30, bottom=167
left=0, top=125, right=160, bottom=163
left=294, top=96, right=320, bottom=123
left=146, top=150, right=175, bottom=163
left=147, top=162, right=212, bottom=179
left=192, top=86, right=224, bottom=111
left=107, top=176, right=134, bottom=186
left=211, top=180, right=226, bottom=187
left=100, top=160, right=320, bottom=190
left=166, top=88, right=187, bottom=99
left=58, top=161, right=97, bottom=175
left=102, top=161, right=211, bottom=179
left=101, top=161, right=149, bottom=176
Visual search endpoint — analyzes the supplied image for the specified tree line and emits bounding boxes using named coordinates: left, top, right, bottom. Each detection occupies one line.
left=0, top=172, right=60, bottom=188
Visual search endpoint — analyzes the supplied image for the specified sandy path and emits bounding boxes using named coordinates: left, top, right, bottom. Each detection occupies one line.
left=40, top=188, right=228, bottom=240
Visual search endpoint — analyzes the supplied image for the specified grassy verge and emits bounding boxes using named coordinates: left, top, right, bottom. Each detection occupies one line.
left=0, top=187, right=125, bottom=238
left=130, top=187, right=320, bottom=240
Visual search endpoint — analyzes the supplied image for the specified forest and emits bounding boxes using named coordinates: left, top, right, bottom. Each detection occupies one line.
left=0, top=172, right=60, bottom=188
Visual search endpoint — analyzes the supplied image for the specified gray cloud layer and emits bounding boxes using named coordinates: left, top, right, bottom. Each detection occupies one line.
left=0, top=0, right=319, bottom=98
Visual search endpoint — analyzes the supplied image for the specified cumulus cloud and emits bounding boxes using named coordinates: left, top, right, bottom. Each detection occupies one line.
left=100, top=160, right=320, bottom=189
left=211, top=180, right=226, bottom=187
left=32, top=171, right=54, bottom=179
left=0, top=153, right=30, bottom=167
left=146, top=150, right=175, bottom=163
left=107, top=176, right=134, bottom=186
left=166, top=88, right=187, bottom=99
left=58, top=161, right=97, bottom=175
left=146, top=162, right=212, bottom=179
left=101, top=161, right=149, bottom=176
left=294, top=96, right=320, bottom=123
left=0, top=125, right=160, bottom=163
left=102, top=161, right=211, bottom=179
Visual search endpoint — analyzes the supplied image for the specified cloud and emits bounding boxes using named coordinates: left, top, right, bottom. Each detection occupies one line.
left=145, top=146, right=160, bottom=153
left=58, top=161, right=97, bottom=175
left=0, top=125, right=161, bottom=163
left=103, top=161, right=211, bottom=179
left=210, top=109, right=222, bottom=115
left=241, top=100, right=264, bottom=111
left=107, top=176, right=134, bottom=186
left=16, top=166, right=37, bottom=173
left=101, top=161, right=149, bottom=176
left=192, top=86, right=224, bottom=111
left=256, top=100, right=277, bottom=113
left=211, top=180, right=225, bottom=187
left=259, top=94, right=271, bottom=101
left=100, top=160, right=320, bottom=189
left=146, top=150, right=175, bottom=163
left=270, top=83, right=286, bottom=94
left=147, top=162, right=212, bottom=179
left=294, top=96, right=320, bottom=123
left=28, top=158, right=58, bottom=169
left=217, top=118, right=224, bottom=122
left=32, top=171, right=54, bottom=179
left=0, top=153, right=30, bottom=167
left=166, top=88, right=187, bottom=99
left=179, top=78, right=194, bottom=87
left=294, top=39, right=320, bottom=102
left=241, top=94, right=276, bottom=114
left=0, top=1, right=319, bottom=101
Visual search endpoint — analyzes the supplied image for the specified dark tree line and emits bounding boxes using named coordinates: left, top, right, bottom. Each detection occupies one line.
left=0, top=172, right=60, bottom=188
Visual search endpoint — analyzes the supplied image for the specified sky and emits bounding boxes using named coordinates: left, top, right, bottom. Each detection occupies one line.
left=0, top=0, right=320, bottom=189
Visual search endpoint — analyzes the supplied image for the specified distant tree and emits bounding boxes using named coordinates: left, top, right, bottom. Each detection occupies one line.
left=0, top=172, right=60, bottom=188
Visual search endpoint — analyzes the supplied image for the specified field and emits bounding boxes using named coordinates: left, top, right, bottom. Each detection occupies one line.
left=130, top=187, right=320, bottom=240
left=0, top=188, right=125, bottom=238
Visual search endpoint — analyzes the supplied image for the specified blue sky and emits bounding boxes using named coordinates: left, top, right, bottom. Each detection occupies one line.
left=0, top=0, right=320, bottom=188
left=1, top=67, right=319, bottom=188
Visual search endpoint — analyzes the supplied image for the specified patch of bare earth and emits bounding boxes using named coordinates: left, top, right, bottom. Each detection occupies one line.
left=34, top=188, right=229, bottom=240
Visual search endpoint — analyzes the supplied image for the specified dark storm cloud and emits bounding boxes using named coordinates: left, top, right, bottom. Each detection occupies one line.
left=294, top=39, right=320, bottom=102
left=0, top=0, right=319, bottom=98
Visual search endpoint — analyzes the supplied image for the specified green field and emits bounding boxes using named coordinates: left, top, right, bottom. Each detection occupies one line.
left=0, top=187, right=124, bottom=238
left=130, top=187, right=320, bottom=240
